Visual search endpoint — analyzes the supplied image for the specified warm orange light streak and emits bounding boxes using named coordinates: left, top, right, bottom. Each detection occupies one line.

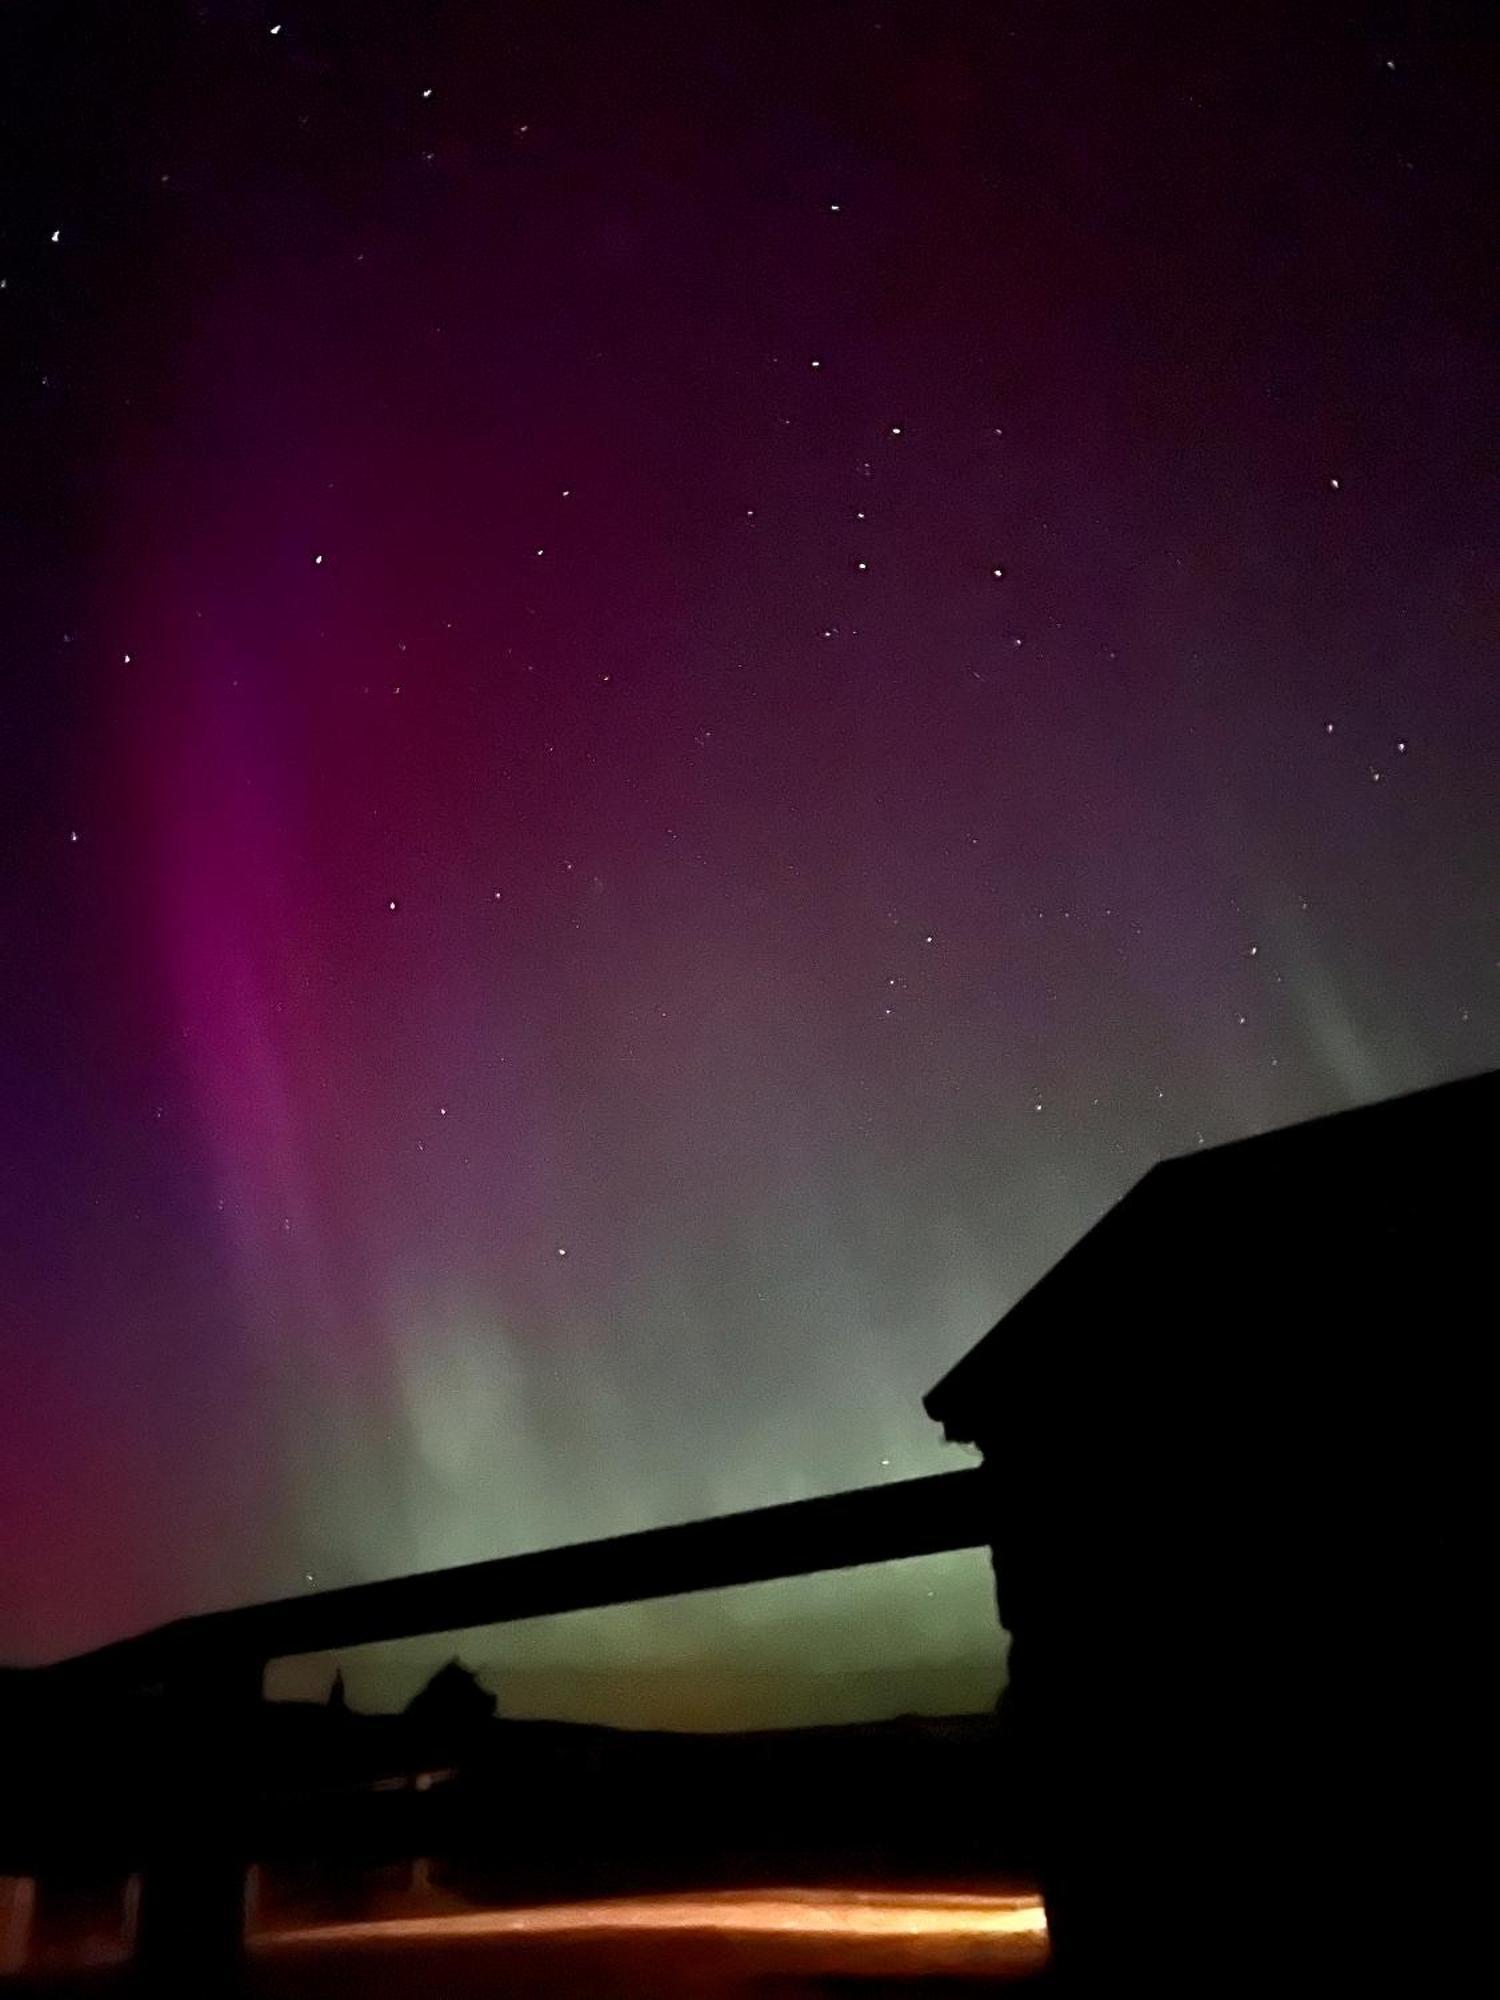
left=259, top=1885, right=1048, bottom=1950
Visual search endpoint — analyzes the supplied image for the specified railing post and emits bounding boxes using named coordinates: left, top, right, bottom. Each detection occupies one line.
left=131, top=1649, right=265, bottom=1993
left=121, top=1872, right=141, bottom=1953
left=0, top=1876, right=35, bottom=1976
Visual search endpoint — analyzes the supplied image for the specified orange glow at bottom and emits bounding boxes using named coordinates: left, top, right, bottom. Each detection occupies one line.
left=259, top=1885, right=1049, bottom=1950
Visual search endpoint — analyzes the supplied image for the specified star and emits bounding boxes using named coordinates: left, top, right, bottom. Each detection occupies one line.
left=50, top=229, right=61, bottom=244
left=387, top=898, right=399, bottom=911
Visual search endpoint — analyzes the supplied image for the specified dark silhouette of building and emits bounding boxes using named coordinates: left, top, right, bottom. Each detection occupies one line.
left=925, top=1068, right=1495, bottom=1995
left=402, top=1659, right=498, bottom=1750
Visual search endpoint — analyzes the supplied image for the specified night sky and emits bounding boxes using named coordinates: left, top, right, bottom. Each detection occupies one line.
left=2, top=1, right=1496, bottom=1724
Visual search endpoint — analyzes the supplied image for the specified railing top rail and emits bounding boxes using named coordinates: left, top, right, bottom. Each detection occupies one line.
left=35, top=1468, right=987, bottom=1693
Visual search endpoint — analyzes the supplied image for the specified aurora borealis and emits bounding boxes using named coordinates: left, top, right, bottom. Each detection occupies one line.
left=2, top=2, right=1495, bottom=1725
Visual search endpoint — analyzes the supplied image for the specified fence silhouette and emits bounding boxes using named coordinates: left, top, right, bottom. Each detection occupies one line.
left=9, top=1467, right=989, bottom=1984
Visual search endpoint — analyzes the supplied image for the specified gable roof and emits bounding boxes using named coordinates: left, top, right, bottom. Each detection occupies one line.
left=923, top=1067, right=1497, bottom=1444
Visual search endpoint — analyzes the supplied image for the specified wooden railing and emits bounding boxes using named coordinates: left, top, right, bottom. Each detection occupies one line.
left=7, top=1467, right=990, bottom=1983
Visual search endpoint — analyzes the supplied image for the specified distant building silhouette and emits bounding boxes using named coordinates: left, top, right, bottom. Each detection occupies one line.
left=403, top=1659, right=497, bottom=1748
left=925, top=1068, right=1495, bottom=1996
